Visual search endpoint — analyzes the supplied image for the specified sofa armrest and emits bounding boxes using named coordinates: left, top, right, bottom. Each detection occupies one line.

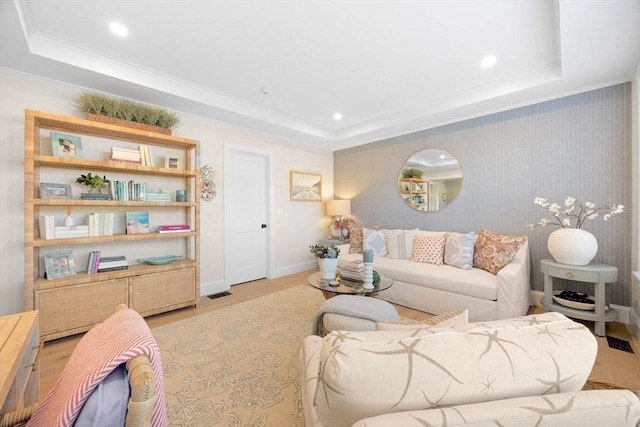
left=495, top=240, right=531, bottom=319
left=352, top=390, right=640, bottom=427
left=299, top=335, right=324, bottom=427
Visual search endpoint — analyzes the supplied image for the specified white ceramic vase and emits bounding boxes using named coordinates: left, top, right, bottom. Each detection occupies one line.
left=547, top=228, right=598, bottom=266
left=318, top=257, right=338, bottom=280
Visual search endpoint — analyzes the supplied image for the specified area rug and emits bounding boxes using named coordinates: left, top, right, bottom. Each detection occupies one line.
left=152, top=285, right=326, bottom=427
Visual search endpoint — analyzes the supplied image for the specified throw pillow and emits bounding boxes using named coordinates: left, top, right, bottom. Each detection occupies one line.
left=410, top=233, right=446, bottom=265
left=473, top=228, right=528, bottom=275
left=384, top=229, right=412, bottom=259
left=74, top=364, right=130, bottom=427
left=348, top=226, right=363, bottom=254
left=444, top=231, right=476, bottom=270
left=376, top=309, right=468, bottom=330
left=363, top=227, right=390, bottom=257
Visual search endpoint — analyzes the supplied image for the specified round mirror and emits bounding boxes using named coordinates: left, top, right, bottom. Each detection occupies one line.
left=398, top=149, right=463, bottom=212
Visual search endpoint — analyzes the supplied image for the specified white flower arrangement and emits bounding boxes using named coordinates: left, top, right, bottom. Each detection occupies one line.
left=527, top=197, right=624, bottom=229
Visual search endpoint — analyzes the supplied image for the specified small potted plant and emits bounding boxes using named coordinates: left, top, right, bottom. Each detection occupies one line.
left=310, top=244, right=341, bottom=280
left=76, top=172, right=110, bottom=194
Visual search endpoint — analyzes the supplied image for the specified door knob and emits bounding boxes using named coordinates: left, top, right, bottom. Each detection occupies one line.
left=261, top=224, right=267, bottom=228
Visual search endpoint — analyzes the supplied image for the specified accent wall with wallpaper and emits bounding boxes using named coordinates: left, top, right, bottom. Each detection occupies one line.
left=334, top=83, right=632, bottom=308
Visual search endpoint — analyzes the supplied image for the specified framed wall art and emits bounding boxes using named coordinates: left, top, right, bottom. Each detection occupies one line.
left=40, top=182, right=72, bottom=199
left=164, top=154, right=180, bottom=169
left=51, top=131, right=82, bottom=158
left=44, top=251, right=77, bottom=280
left=290, top=170, right=322, bottom=201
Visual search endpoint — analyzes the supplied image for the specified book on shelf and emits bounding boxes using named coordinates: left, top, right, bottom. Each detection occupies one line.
left=81, top=193, right=113, bottom=200
left=112, top=180, right=147, bottom=201
left=86, top=250, right=101, bottom=274
left=97, top=265, right=129, bottom=273
left=111, top=147, right=141, bottom=160
left=39, top=215, right=55, bottom=240
left=146, top=193, right=172, bottom=202
left=158, top=224, right=191, bottom=231
left=54, top=225, right=89, bottom=239
left=98, top=260, right=128, bottom=268
left=108, top=157, right=142, bottom=164
left=99, top=255, right=126, bottom=262
left=157, top=228, right=192, bottom=233
left=87, top=213, right=115, bottom=236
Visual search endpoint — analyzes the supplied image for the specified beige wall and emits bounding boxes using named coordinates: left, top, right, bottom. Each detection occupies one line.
left=0, top=70, right=333, bottom=316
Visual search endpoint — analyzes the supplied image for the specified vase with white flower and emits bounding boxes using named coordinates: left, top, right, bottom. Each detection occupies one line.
left=310, top=244, right=341, bottom=279
left=527, top=197, right=624, bottom=265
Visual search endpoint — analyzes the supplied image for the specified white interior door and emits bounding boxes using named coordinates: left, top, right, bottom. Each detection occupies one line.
left=225, top=146, right=269, bottom=285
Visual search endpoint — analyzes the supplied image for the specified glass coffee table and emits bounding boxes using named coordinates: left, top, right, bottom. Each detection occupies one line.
left=307, top=271, right=393, bottom=299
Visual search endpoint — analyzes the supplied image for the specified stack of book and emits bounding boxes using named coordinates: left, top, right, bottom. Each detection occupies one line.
left=157, top=224, right=191, bottom=233
left=340, top=260, right=364, bottom=281
left=39, top=215, right=55, bottom=240
left=109, top=145, right=154, bottom=166
left=80, top=192, right=113, bottom=200
left=110, top=147, right=142, bottom=164
left=87, top=213, right=115, bottom=236
left=86, top=250, right=101, bottom=274
left=54, top=225, right=90, bottom=239
left=146, top=191, right=172, bottom=202
left=98, top=255, right=128, bottom=272
left=111, top=180, right=147, bottom=201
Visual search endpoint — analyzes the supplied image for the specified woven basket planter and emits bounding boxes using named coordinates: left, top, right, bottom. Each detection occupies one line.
left=88, top=113, right=172, bottom=135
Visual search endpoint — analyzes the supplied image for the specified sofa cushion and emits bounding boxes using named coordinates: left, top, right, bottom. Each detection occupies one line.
left=348, top=226, right=363, bottom=253
left=376, top=309, right=468, bottom=330
left=444, top=231, right=475, bottom=270
left=411, top=234, right=445, bottom=265
left=385, top=229, right=419, bottom=259
left=473, top=228, right=527, bottom=274
left=363, top=227, right=392, bottom=256
left=313, top=312, right=596, bottom=427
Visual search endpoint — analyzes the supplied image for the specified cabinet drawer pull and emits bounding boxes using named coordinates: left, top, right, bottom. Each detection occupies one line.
left=566, top=272, right=575, bottom=279
left=26, top=342, right=43, bottom=372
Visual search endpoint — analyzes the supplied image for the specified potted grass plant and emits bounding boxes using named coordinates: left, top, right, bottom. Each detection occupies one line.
left=74, top=91, right=180, bottom=134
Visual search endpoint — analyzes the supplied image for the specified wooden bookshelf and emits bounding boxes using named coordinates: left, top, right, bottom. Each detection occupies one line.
left=24, top=110, right=200, bottom=342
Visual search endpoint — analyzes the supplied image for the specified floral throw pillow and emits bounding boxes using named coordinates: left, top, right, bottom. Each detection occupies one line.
left=473, top=228, right=528, bottom=275
left=348, top=226, right=363, bottom=254
left=410, top=233, right=446, bottom=265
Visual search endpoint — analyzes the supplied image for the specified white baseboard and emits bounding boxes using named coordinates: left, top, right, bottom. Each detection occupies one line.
left=530, top=290, right=631, bottom=325
left=200, top=279, right=229, bottom=297
left=270, top=261, right=317, bottom=279
left=630, top=307, right=640, bottom=338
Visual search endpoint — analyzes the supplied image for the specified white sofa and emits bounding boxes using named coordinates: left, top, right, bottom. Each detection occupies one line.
left=337, top=233, right=531, bottom=322
left=299, top=312, right=640, bottom=427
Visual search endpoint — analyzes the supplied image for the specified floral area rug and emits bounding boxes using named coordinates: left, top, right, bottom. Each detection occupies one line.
left=152, top=285, right=325, bottom=427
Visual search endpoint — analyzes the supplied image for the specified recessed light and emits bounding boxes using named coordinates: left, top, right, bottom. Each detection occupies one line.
left=440, top=154, right=446, bottom=159
left=481, top=55, right=497, bottom=68
left=333, top=113, right=342, bottom=121
left=110, top=22, right=128, bottom=37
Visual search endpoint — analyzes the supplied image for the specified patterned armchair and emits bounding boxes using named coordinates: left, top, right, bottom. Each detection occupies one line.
left=299, top=312, right=640, bottom=427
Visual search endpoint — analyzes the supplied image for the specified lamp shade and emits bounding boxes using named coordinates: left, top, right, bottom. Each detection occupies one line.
left=326, top=199, right=351, bottom=216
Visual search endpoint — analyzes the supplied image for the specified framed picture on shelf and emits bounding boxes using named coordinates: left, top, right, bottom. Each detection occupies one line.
left=40, top=182, right=72, bottom=199
left=51, top=131, right=82, bottom=158
left=164, top=154, right=180, bottom=169
left=44, top=251, right=77, bottom=280
left=126, top=211, right=150, bottom=234
left=290, top=170, right=322, bottom=201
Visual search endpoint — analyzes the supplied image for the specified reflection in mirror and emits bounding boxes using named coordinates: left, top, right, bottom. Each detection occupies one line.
left=398, top=149, right=463, bottom=212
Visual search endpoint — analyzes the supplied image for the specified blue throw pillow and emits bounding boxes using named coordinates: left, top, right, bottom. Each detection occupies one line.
left=74, top=363, right=130, bottom=427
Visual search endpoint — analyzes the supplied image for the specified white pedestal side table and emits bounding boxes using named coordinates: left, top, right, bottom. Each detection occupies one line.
left=540, top=259, right=618, bottom=336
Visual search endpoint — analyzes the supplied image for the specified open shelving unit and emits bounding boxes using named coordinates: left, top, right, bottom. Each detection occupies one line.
left=24, top=110, right=200, bottom=341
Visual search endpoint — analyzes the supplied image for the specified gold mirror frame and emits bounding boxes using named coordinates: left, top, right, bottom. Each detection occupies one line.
left=398, top=149, right=463, bottom=212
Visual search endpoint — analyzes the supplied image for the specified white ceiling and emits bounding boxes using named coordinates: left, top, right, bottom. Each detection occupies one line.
left=1, top=1, right=638, bottom=151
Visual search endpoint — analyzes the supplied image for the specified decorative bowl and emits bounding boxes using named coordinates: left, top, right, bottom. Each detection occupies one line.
left=137, top=255, right=182, bottom=265
left=552, top=291, right=596, bottom=311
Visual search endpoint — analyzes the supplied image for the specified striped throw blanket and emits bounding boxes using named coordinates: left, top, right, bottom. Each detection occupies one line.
left=27, top=308, right=167, bottom=426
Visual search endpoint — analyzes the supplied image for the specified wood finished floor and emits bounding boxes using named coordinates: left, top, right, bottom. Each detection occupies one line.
left=39, top=269, right=640, bottom=399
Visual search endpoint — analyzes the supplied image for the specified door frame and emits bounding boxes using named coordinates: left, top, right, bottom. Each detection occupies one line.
left=223, top=143, right=274, bottom=286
